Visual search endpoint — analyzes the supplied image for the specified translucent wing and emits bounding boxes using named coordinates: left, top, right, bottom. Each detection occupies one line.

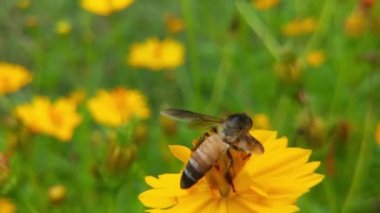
left=160, top=109, right=223, bottom=128
left=244, top=134, right=265, bottom=155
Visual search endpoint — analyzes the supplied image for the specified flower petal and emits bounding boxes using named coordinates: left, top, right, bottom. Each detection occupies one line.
left=164, top=191, right=216, bottom=213
left=169, top=145, right=191, bottom=163
left=139, top=189, right=178, bottom=209
left=249, top=147, right=312, bottom=178
left=250, top=130, right=277, bottom=145
left=145, top=176, right=161, bottom=188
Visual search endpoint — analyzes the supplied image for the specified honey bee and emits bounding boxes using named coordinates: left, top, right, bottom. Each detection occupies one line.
left=161, top=109, right=264, bottom=191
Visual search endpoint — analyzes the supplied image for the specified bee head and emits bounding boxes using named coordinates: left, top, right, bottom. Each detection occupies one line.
left=225, top=113, right=252, bottom=131
left=220, top=113, right=252, bottom=142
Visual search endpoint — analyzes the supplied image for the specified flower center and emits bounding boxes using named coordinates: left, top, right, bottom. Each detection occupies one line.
left=206, top=149, right=251, bottom=197
left=49, top=108, right=63, bottom=127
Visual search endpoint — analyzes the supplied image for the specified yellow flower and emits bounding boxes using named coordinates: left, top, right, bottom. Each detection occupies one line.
left=25, top=16, right=38, bottom=28
left=0, top=153, right=10, bottom=186
left=165, top=15, right=184, bottom=33
left=252, top=0, right=279, bottom=10
left=127, top=38, right=185, bottom=71
left=298, top=112, right=326, bottom=147
left=87, top=88, right=150, bottom=127
left=0, top=198, right=16, bottom=213
left=48, top=184, right=67, bottom=205
left=55, top=20, right=71, bottom=35
left=15, top=96, right=81, bottom=142
left=345, top=11, right=367, bottom=37
left=252, top=113, right=271, bottom=129
left=282, top=17, right=317, bottom=37
left=81, top=0, right=133, bottom=16
left=274, top=51, right=302, bottom=83
left=106, top=144, right=137, bottom=175
left=375, top=122, right=380, bottom=146
left=139, top=130, right=324, bottom=212
left=307, top=50, right=326, bottom=67
left=0, top=62, right=32, bottom=95
left=17, top=0, right=30, bottom=9
left=67, top=89, right=86, bottom=105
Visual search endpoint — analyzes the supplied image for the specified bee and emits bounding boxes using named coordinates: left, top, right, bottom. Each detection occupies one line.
left=161, top=109, right=264, bottom=191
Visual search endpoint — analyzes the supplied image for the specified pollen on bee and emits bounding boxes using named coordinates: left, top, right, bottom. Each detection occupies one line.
left=206, top=148, right=252, bottom=197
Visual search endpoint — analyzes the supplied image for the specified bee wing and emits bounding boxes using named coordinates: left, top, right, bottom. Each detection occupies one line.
left=245, top=134, right=265, bottom=154
left=161, top=109, right=223, bottom=128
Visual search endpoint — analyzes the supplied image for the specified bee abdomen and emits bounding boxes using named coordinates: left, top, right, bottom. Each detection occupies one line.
left=180, top=136, right=225, bottom=189
left=180, top=158, right=206, bottom=189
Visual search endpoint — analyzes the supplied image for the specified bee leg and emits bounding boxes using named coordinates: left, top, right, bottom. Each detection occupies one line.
left=242, top=153, right=251, bottom=160
left=225, top=148, right=236, bottom=192
left=210, top=127, right=218, bottom=133
left=231, top=144, right=243, bottom=151
left=192, top=132, right=209, bottom=151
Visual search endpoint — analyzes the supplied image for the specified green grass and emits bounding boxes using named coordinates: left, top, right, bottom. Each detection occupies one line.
left=1, top=0, right=380, bottom=212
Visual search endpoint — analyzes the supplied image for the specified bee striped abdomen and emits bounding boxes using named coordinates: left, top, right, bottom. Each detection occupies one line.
left=180, top=134, right=228, bottom=189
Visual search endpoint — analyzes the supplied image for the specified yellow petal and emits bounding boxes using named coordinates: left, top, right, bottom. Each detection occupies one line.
left=250, top=130, right=277, bottom=145
left=261, top=205, right=299, bottom=213
left=164, top=191, right=216, bottom=213
left=145, top=176, right=161, bottom=188
left=139, top=189, right=178, bottom=209
left=288, top=161, right=321, bottom=178
left=213, top=198, right=227, bottom=212
left=234, top=171, right=269, bottom=197
left=249, top=148, right=312, bottom=177
left=168, top=145, right=191, bottom=163
left=295, top=173, right=324, bottom=188
left=227, top=195, right=266, bottom=212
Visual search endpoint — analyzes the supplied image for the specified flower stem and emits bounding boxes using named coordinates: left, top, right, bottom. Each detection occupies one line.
left=207, top=42, right=233, bottom=111
left=235, top=0, right=281, bottom=61
left=181, top=0, right=201, bottom=108
left=341, top=107, right=373, bottom=213
left=321, top=176, right=337, bottom=212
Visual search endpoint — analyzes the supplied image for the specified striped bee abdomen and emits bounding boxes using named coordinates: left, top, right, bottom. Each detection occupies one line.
left=180, top=134, right=228, bottom=189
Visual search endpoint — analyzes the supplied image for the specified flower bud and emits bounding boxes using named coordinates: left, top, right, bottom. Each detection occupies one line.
left=48, top=184, right=67, bottom=205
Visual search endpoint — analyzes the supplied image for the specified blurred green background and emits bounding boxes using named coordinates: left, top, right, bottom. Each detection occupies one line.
left=0, top=0, right=380, bottom=212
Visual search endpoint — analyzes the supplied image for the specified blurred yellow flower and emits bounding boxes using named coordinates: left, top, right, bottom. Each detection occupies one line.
left=0, top=153, right=10, bottom=186
left=345, top=11, right=367, bottom=37
left=67, top=89, right=86, bottom=105
left=375, top=122, right=380, bottom=146
left=252, top=113, right=271, bottom=129
left=127, top=38, right=185, bottom=71
left=25, top=16, right=38, bottom=28
left=55, top=20, right=71, bottom=35
left=252, top=0, right=279, bottom=10
left=81, top=0, right=133, bottom=16
left=282, top=17, right=317, bottom=37
left=15, top=96, right=81, bottom=142
left=307, top=50, right=326, bottom=67
left=106, top=144, right=137, bottom=175
left=0, top=198, right=16, bottom=213
left=17, top=0, right=30, bottom=9
left=139, top=130, right=324, bottom=212
left=165, top=15, right=184, bottom=33
left=274, top=51, right=302, bottom=83
left=0, top=62, right=32, bottom=95
left=48, top=184, right=67, bottom=205
left=87, top=88, right=150, bottom=127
